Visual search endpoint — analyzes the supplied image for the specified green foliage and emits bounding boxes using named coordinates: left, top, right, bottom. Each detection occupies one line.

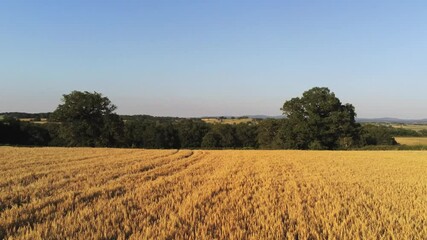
left=42, top=123, right=67, bottom=146
left=0, top=112, right=50, bottom=119
left=360, top=125, right=397, bottom=146
left=235, top=123, right=258, bottom=148
left=1, top=88, right=404, bottom=150
left=51, top=91, right=124, bottom=147
left=0, top=117, right=24, bottom=144
left=308, top=140, right=327, bottom=150
left=0, top=117, right=51, bottom=146
left=419, top=130, right=427, bottom=137
left=176, top=120, right=210, bottom=148
left=280, top=87, right=361, bottom=149
left=19, top=123, right=51, bottom=145
left=388, top=127, right=422, bottom=137
left=276, top=119, right=308, bottom=149
left=256, top=119, right=283, bottom=149
left=124, top=119, right=147, bottom=148
left=124, top=118, right=205, bottom=149
left=141, top=122, right=180, bottom=149
left=202, top=124, right=238, bottom=148
left=201, top=132, right=221, bottom=149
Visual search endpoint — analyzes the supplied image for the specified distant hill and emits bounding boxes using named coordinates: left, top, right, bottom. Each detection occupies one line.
left=2, top=112, right=427, bottom=124
left=356, top=118, right=427, bottom=124
left=201, top=115, right=285, bottom=119
left=0, top=112, right=51, bottom=119
left=201, top=116, right=427, bottom=123
left=246, top=115, right=285, bottom=119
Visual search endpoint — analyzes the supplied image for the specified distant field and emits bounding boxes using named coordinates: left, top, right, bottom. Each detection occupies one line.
left=201, top=118, right=255, bottom=124
left=18, top=118, right=48, bottom=124
left=395, top=137, right=427, bottom=146
left=391, top=124, right=427, bottom=132
left=0, top=147, right=426, bottom=239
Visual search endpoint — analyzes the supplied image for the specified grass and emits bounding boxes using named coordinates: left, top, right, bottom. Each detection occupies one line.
left=395, top=137, right=427, bottom=146
left=0, top=147, right=426, bottom=239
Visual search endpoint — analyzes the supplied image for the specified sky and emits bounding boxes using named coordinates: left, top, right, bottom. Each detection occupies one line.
left=1, top=0, right=427, bottom=118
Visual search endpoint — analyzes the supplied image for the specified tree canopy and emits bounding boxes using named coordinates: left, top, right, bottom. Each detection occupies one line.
left=1, top=88, right=402, bottom=149
left=51, top=91, right=124, bottom=147
left=280, top=87, right=361, bottom=149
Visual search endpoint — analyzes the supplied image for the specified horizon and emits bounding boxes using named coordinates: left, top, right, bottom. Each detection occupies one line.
left=3, top=110, right=427, bottom=121
left=1, top=1, right=427, bottom=118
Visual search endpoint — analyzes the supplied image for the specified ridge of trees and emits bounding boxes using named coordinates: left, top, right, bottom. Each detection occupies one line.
left=0, top=88, right=412, bottom=149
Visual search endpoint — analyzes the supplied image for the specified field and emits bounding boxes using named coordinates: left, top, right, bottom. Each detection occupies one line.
left=391, top=123, right=427, bottom=132
left=395, top=137, right=427, bottom=146
left=201, top=118, right=255, bottom=124
left=18, top=118, right=48, bottom=124
left=0, top=148, right=426, bottom=239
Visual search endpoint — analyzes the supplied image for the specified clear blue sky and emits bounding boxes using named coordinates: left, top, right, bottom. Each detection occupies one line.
left=1, top=0, right=427, bottom=118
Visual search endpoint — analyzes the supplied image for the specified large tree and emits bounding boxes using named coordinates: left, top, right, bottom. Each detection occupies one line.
left=280, top=87, right=360, bottom=149
left=52, top=91, right=124, bottom=147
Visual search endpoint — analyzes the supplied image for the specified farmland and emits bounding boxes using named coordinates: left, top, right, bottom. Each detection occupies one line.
left=201, top=117, right=255, bottom=124
left=395, top=137, right=427, bottom=146
left=0, top=147, right=426, bottom=239
left=391, top=123, right=427, bottom=132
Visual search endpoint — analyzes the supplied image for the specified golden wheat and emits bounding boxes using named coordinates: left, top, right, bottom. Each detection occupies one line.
left=395, top=137, right=427, bottom=146
left=0, top=147, right=426, bottom=239
left=201, top=118, right=254, bottom=124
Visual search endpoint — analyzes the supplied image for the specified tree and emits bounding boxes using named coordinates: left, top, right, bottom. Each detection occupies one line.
left=0, top=117, right=51, bottom=146
left=51, top=91, right=124, bottom=147
left=256, top=119, right=283, bottom=149
left=276, top=118, right=307, bottom=149
left=124, top=118, right=180, bottom=149
left=280, top=87, right=361, bottom=149
left=215, top=124, right=237, bottom=148
left=235, top=123, right=258, bottom=148
left=176, top=119, right=210, bottom=148
left=360, top=124, right=397, bottom=145
left=19, top=123, right=51, bottom=146
left=0, top=117, right=24, bottom=145
left=124, top=119, right=147, bottom=148
left=201, top=124, right=237, bottom=149
left=201, top=132, right=221, bottom=148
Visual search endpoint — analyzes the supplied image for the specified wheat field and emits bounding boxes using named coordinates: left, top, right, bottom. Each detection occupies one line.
left=395, top=137, right=427, bottom=146
left=0, top=147, right=426, bottom=239
left=201, top=118, right=255, bottom=124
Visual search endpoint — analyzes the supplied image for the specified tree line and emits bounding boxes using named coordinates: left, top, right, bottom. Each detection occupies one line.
left=0, top=88, right=403, bottom=149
